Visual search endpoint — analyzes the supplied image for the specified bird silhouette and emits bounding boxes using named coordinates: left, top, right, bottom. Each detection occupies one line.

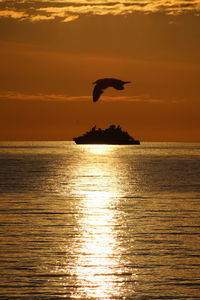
left=92, top=78, right=131, bottom=102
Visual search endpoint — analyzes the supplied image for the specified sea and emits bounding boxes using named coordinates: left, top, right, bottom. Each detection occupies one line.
left=0, top=141, right=200, bottom=299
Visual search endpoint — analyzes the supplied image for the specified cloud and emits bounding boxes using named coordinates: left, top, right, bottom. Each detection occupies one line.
left=0, top=10, right=28, bottom=19
left=30, top=14, right=55, bottom=22
left=62, top=15, right=79, bottom=22
left=103, top=95, right=163, bottom=103
left=0, top=1, right=199, bottom=22
left=0, top=91, right=181, bottom=103
left=0, top=91, right=90, bottom=102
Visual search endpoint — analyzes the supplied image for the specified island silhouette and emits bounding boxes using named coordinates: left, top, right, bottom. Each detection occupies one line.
left=73, top=125, right=140, bottom=145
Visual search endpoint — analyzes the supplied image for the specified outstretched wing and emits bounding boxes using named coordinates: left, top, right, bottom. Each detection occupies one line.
left=93, top=85, right=104, bottom=102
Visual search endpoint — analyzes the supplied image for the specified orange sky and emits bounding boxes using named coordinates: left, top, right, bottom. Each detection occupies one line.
left=0, top=1, right=200, bottom=141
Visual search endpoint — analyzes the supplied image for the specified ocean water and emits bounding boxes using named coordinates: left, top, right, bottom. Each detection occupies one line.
left=0, top=141, right=200, bottom=299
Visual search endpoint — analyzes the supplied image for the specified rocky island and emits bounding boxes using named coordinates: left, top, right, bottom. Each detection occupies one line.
left=73, top=125, right=140, bottom=145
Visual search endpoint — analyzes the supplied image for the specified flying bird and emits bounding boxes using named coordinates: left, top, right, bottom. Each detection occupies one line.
left=92, top=78, right=131, bottom=102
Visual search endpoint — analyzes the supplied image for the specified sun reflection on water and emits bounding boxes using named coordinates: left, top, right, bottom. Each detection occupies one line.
left=83, top=145, right=114, bottom=155
left=75, top=192, right=120, bottom=298
left=71, top=146, right=124, bottom=298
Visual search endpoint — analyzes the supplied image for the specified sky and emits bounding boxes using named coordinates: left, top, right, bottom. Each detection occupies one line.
left=0, top=0, right=200, bottom=141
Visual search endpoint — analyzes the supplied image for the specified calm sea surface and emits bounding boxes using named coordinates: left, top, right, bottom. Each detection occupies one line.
left=0, top=142, right=200, bottom=299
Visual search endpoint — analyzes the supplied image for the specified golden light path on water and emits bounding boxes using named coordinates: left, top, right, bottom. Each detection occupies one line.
left=69, top=145, right=136, bottom=298
left=74, top=190, right=119, bottom=298
left=1, top=142, right=200, bottom=299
